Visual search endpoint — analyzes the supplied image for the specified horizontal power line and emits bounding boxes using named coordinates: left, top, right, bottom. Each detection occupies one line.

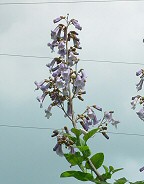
left=0, top=0, right=144, bottom=5
left=0, top=53, right=53, bottom=59
left=0, top=124, right=56, bottom=130
left=0, top=53, right=144, bottom=65
left=0, top=124, right=144, bottom=137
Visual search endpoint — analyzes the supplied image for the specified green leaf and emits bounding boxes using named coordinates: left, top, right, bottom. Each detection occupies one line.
left=64, top=152, right=84, bottom=166
left=83, top=128, right=99, bottom=142
left=60, top=170, right=94, bottom=181
left=71, top=128, right=82, bottom=137
left=77, top=145, right=91, bottom=157
left=85, top=152, right=104, bottom=169
left=79, top=138, right=86, bottom=146
left=102, top=172, right=112, bottom=180
left=103, top=165, right=109, bottom=173
left=109, top=166, right=114, bottom=172
left=130, top=182, right=144, bottom=184
left=114, top=177, right=128, bottom=184
left=112, top=168, right=123, bottom=174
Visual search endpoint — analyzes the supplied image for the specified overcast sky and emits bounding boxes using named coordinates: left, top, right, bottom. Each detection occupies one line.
left=0, top=0, right=144, bottom=183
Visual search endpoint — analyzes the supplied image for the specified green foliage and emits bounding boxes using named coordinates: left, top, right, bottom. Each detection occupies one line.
left=71, top=128, right=82, bottom=138
left=83, top=128, right=99, bottom=142
left=85, top=153, right=104, bottom=169
left=77, top=145, right=91, bottom=157
left=102, top=165, right=123, bottom=181
left=114, top=177, right=128, bottom=184
left=64, top=152, right=84, bottom=166
left=60, top=170, right=94, bottom=181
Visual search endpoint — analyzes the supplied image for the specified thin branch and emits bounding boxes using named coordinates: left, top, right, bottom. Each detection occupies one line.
left=57, top=104, right=73, bottom=122
left=87, top=158, right=104, bottom=181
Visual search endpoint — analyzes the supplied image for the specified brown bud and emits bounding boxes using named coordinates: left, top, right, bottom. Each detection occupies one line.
left=64, top=126, right=70, bottom=134
left=78, top=96, right=84, bottom=101
left=109, top=111, right=114, bottom=113
left=102, top=132, right=109, bottom=140
left=69, top=140, right=74, bottom=145
left=51, top=130, right=59, bottom=137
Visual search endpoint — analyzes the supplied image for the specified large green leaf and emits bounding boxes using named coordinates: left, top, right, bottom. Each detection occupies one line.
left=64, top=152, right=84, bottom=166
left=60, top=170, right=94, bottom=181
left=85, top=152, right=104, bottom=169
left=77, top=145, right=91, bottom=157
left=83, top=128, right=99, bottom=142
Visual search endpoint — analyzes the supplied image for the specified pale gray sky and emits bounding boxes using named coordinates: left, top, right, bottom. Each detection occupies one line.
left=0, top=1, right=144, bottom=183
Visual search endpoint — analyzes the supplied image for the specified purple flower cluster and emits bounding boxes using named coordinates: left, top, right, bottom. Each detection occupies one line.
left=131, top=69, right=144, bottom=121
left=103, top=111, right=120, bottom=129
left=35, top=15, right=86, bottom=119
left=77, top=106, right=102, bottom=131
left=77, top=106, right=120, bottom=131
left=51, top=128, right=75, bottom=156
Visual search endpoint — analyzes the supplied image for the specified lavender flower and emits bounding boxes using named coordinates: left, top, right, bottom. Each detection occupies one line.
left=136, top=107, right=144, bottom=121
left=93, top=105, right=102, bottom=111
left=104, top=111, right=113, bottom=122
left=69, top=146, right=75, bottom=154
left=71, top=19, right=82, bottom=30
left=46, top=59, right=56, bottom=69
left=81, top=69, right=87, bottom=81
left=51, top=26, right=60, bottom=40
left=53, top=143, right=64, bottom=157
left=58, top=48, right=66, bottom=57
left=45, top=105, right=52, bottom=119
left=52, top=68, right=61, bottom=78
left=87, top=108, right=100, bottom=125
left=80, top=121, right=89, bottom=131
left=34, top=80, right=45, bottom=90
left=36, top=93, right=47, bottom=108
left=58, top=40, right=65, bottom=50
left=136, top=69, right=143, bottom=76
left=61, top=68, right=70, bottom=83
left=131, top=95, right=140, bottom=110
left=47, top=41, right=58, bottom=52
left=55, top=77, right=65, bottom=89
left=136, top=77, right=144, bottom=91
left=104, top=111, right=120, bottom=128
left=53, top=16, right=65, bottom=23
left=68, top=51, right=77, bottom=66
left=67, top=102, right=72, bottom=117
left=74, top=74, right=85, bottom=94
left=111, top=119, right=120, bottom=129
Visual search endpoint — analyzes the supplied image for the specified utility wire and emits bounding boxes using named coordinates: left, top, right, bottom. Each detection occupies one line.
left=0, top=124, right=56, bottom=130
left=0, top=53, right=144, bottom=65
left=0, top=53, right=53, bottom=59
left=0, top=0, right=144, bottom=5
left=0, top=124, right=144, bottom=137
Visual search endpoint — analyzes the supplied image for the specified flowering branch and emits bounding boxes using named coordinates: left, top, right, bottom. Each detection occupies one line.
left=35, top=14, right=124, bottom=183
